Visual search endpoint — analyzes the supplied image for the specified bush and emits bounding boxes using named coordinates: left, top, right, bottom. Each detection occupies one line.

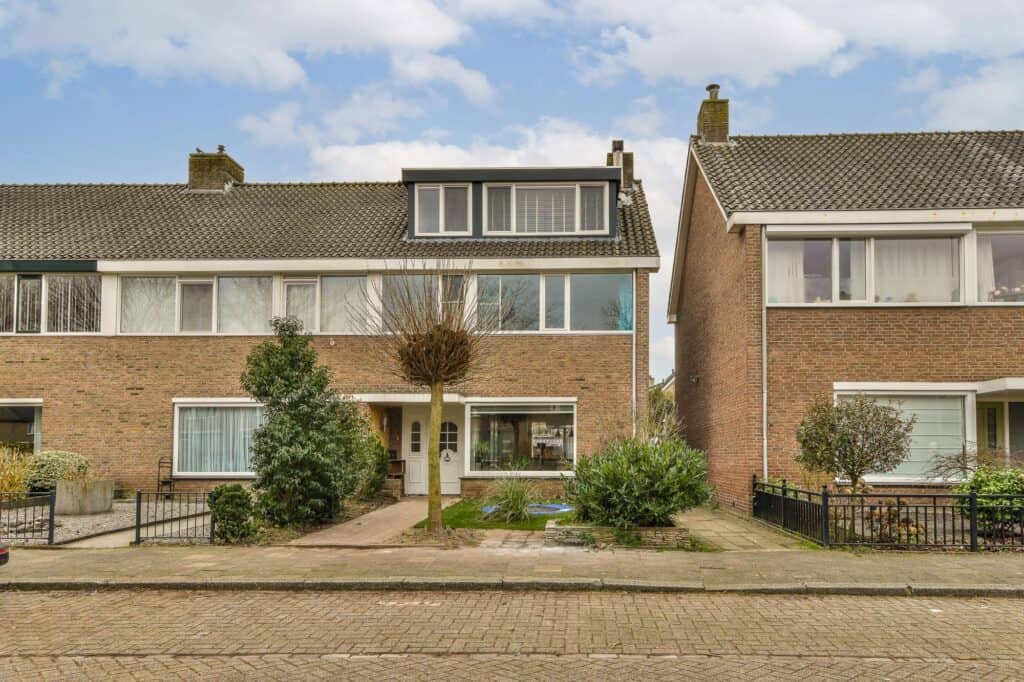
left=209, top=484, right=256, bottom=544
left=568, top=436, right=710, bottom=529
left=25, top=450, right=92, bottom=491
left=953, top=466, right=1024, bottom=535
left=352, top=427, right=390, bottom=500
left=485, top=478, right=538, bottom=523
left=0, top=445, right=33, bottom=494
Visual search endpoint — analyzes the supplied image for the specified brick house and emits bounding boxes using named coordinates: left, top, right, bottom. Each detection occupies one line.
left=0, top=142, right=658, bottom=496
left=670, top=85, right=1024, bottom=511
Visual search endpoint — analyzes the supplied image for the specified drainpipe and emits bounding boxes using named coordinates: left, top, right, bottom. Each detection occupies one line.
left=631, top=269, right=638, bottom=437
left=761, top=228, right=769, bottom=479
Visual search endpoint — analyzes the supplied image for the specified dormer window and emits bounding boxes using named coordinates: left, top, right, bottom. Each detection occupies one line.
left=416, top=184, right=470, bottom=236
left=484, top=183, right=608, bottom=235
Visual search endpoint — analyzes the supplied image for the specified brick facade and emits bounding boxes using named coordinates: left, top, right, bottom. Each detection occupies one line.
left=1, top=269, right=648, bottom=492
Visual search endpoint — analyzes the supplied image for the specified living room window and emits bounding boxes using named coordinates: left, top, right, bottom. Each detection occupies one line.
left=977, top=232, right=1024, bottom=302
left=174, top=401, right=264, bottom=477
left=469, top=403, right=575, bottom=474
left=415, top=184, right=471, bottom=235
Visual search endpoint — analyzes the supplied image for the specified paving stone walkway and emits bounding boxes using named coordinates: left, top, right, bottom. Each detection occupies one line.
left=2, top=590, right=1022, bottom=679
left=676, top=506, right=808, bottom=550
left=290, top=496, right=460, bottom=546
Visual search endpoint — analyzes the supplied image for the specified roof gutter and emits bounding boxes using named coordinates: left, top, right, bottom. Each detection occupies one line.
left=727, top=207, right=1024, bottom=232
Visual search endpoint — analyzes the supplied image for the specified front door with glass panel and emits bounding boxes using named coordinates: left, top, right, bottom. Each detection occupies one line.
left=403, top=405, right=462, bottom=495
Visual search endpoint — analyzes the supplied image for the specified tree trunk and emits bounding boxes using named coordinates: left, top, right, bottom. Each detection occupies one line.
left=427, top=380, right=444, bottom=533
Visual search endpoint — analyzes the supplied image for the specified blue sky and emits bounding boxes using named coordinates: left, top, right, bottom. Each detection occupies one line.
left=3, top=1, right=1024, bottom=379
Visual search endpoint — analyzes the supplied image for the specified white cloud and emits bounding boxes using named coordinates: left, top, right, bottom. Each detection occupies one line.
left=309, top=117, right=687, bottom=377
left=445, top=0, right=560, bottom=24
left=613, top=96, right=665, bottom=137
left=391, top=52, right=495, bottom=105
left=238, top=102, right=318, bottom=147
left=924, top=59, right=1024, bottom=130
left=44, top=57, right=83, bottom=98
left=898, top=65, right=943, bottom=94
left=322, top=86, right=424, bottom=144
left=1, top=0, right=465, bottom=91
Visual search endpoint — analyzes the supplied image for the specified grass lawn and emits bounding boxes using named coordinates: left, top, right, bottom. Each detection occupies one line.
left=415, top=499, right=573, bottom=531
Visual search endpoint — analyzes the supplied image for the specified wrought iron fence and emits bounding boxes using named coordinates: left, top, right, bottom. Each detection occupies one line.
left=134, top=490, right=213, bottom=544
left=752, top=476, right=1024, bottom=550
left=0, top=491, right=55, bottom=544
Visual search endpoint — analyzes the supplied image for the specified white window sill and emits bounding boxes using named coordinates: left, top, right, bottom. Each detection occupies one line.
left=172, top=473, right=257, bottom=480
left=463, top=471, right=574, bottom=479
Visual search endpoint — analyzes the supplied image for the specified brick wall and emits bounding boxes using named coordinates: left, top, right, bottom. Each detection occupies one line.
left=675, top=170, right=763, bottom=510
left=0, top=279, right=645, bottom=490
left=765, top=307, right=1024, bottom=482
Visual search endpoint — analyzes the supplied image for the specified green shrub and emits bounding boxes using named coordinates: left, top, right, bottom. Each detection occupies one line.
left=26, top=450, right=92, bottom=491
left=209, top=484, right=255, bottom=544
left=352, top=426, right=390, bottom=500
left=953, top=467, right=1024, bottom=535
left=568, top=436, right=710, bottom=529
left=485, top=478, right=538, bottom=523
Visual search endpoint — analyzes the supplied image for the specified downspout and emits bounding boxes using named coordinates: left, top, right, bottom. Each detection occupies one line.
left=760, top=228, right=769, bottom=479
left=631, top=269, right=638, bottom=437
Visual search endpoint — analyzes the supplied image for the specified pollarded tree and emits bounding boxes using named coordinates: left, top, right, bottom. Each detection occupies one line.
left=795, top=393, right=916, bottom=491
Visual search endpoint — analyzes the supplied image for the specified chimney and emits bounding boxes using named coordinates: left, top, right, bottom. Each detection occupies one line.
left=607, top=139, right=635, bottom=189
left=696, top=83, right=729, bottom=144
left=188, top=145, right=244, bottom=191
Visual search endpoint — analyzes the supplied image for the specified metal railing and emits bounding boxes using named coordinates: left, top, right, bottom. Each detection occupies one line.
left=0, top=491, right=55, bottom=544
left=752, top=476, right=1024, bottom=550
left=134, top=490, right=213, bottom=544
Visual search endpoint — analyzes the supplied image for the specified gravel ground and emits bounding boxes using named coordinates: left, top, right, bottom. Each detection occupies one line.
left=51, top=500, right=140, bottom=543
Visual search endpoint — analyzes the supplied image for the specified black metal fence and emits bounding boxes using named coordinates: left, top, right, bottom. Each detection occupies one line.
left=0, top=491, right=55, bottom=544
left=134, top=490, right=213, bottom=544
left=753, top=476, right=1024, bottom=550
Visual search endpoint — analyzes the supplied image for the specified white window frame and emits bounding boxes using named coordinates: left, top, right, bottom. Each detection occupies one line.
left=765, top=230, right=966, bottom=307
left=176, top=277, right=216, bottom=334
left=0, top=273, right=104, bottom=336
left=483, top=182, right=610, bottom=236
left=171, top=397, right=262, bottom=479
left=974, top=228, right=1024, bottom=306
left=283, top=277, right=320, bottom=333
left=414, top=183, right=472, bottom=236
left=117, top=275, right=179, bottom=335
left=0, top=397, right=43, bottom=453
left=462, top=397, right=578, bottom=478
left=832, top=382, right=977, bottom=485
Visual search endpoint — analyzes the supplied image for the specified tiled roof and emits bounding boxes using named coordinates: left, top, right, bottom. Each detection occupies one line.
left=0, top=181, right=658, bottom=260
left=693, top=131, right=1024, bottom=214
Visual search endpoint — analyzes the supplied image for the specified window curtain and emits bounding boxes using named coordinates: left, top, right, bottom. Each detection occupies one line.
left=765, top=241, right=805, bottom=303
left=516, top=187, right=575, bottom=233
left=977, top=236, right=996, bottom=301
left=0, top=275, right=13, bottom=333
left=580, top=186, right=604, bottom=231
left=217, top=277, right=273, bottom=333
left=178, top=406, right=264, bottom=474
left=874, top=238, right=959, bottom=303
left=488, top=187, right=512, bottom=231
left=285, top=282, right=316, bottom=332
left=121, top=277, right=175, bottom=332
left=320, top=276, right=366, bottom=333
left=840, top=239, right=867, bottom=300
left=46, top=274, right=101, bottom=333
left=865, top=395, right=965, bottom=478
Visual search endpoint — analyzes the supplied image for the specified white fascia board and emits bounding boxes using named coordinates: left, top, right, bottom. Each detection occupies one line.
left=833, top=381, right=978, bottom=393
left=0, top=398, right=44, bottom=406
left=765, top=222, right=971, bottom=237
left=729, top=208, right=1024, bottom=232
left=977, top=378, right=1024, bottom=395
left=348, top=392, right=465, bottom=404
left=98, top=256, right=660, bottom=273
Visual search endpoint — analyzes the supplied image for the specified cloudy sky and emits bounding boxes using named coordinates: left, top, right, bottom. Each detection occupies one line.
left=3, top=0, right=1024, bottom=379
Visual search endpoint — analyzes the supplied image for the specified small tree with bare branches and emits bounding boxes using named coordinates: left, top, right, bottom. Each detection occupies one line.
left=355, top=263, right=502, bottom=532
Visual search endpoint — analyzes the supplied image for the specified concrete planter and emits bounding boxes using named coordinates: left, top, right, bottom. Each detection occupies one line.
left=55, top=480, right=114, bottom=515
left=544, top=519, right=691, bottom=548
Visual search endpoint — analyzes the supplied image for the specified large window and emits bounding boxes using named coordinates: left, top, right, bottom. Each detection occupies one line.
left=978, top=233, right=1024, bottom=302
left=470, top=403, right=574, bottom=473
left=766, top=236, right=959, bottom=304
left=416, top=184, right=470, bottom=235
left=284, top=280, right=317, bottom=331
left=121, top=276, right=176, bottom=333
left=485, top=183, right=608, bottom=234
left=478, top=274, right=539, bottom=331
left=0, top=273, right=101, bottom=334
left=569, top=273, right=633, bottom=331
left=478, top=272, right=632, bottom=332
left=217, top=276, right=273, bottom=333
left=321, top=276, right=366, bottom=333
left=175, top=403, right=264, bottom=476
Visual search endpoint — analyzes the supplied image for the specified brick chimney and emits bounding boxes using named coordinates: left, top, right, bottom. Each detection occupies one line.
left=696, top=83, right=729, bottom=144
left=188, top=145, right=244, bottom=191
left=606, top=139, right=635, bottom=189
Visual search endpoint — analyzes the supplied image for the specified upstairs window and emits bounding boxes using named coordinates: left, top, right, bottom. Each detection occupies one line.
left=0, top=273, right=101, bottom=334
left=416, top=184, right=470, bottom=235
left=484, top=183, right=608, bottom=235
left=978, top=232, right=1024, bottom=303
left=874, top=237, right=960, bottom=303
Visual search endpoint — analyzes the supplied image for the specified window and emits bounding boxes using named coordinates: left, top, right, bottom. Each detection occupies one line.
left=485, top=183, right=609, bottom=235
left=486, top=186, right=512, bottom=231
left=978, top=233, right=1024, bottom=302
left=0, top=275, right=14, bottom=333
left=470, top=403, right=574, bottom=473
left=321, top=276, right=366, bottom=333
left=441, top=421, right=458, bottom=452
left=441, top=274, right=465, bottom=319
left=874, top=237, right=960, bottom=303
left=46, top=274, right=101, bottom=333
left=765, top=239, right=833, bottom=303
left=838, top=239, right=867, bottom=301
left=284, top=280, right=317, bottom=332
left=175, top=403, right=264, bottom=476
left=854, top=395, right=966, bottom=480
left=217, top=276, right=273, bottom=333
left=382, top=274, right=437, bottom=323
left=0, top=404, right=42, bottom=453
left=544, top=275, right=566, bottom=329
left=416, top=184, right=470, bottom=235
left=410, top=421, right=421, bottom=453
left=16, top=274, right=42, bottom=333
left=477, top=274, right=539, bottom=331
left=121, top=276, right=176, bottom=333
left=179, top=281, right=214, bottom=332
left=569, top=273, right=633, bottom=331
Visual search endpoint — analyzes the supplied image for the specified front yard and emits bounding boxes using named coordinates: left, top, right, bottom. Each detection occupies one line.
left=415, top=499, right=572, bottom=531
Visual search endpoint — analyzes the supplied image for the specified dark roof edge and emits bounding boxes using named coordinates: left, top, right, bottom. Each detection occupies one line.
left=0, top=259, right=97, bottom=272
left=402, top=167, right=621, bottom=183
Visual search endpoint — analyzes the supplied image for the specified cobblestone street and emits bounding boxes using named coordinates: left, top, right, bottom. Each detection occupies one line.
left=2, top=589, right=1021, bottom=680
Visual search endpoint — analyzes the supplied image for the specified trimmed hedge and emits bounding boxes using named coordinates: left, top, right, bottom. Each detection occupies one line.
left=209, top=484, right=255, bottom=544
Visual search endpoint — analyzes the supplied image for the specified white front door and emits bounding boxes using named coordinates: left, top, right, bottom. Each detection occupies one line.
left=403, top=405, right=462, bottom=495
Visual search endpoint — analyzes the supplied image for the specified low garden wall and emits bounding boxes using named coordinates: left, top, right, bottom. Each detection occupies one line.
left=460, top=477, right=566, bottom=499
left=544, top=519, right=691, bottom=548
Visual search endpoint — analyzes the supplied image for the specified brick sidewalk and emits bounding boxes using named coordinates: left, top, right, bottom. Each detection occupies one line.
left=3, top=544, right=1024, bottom=596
